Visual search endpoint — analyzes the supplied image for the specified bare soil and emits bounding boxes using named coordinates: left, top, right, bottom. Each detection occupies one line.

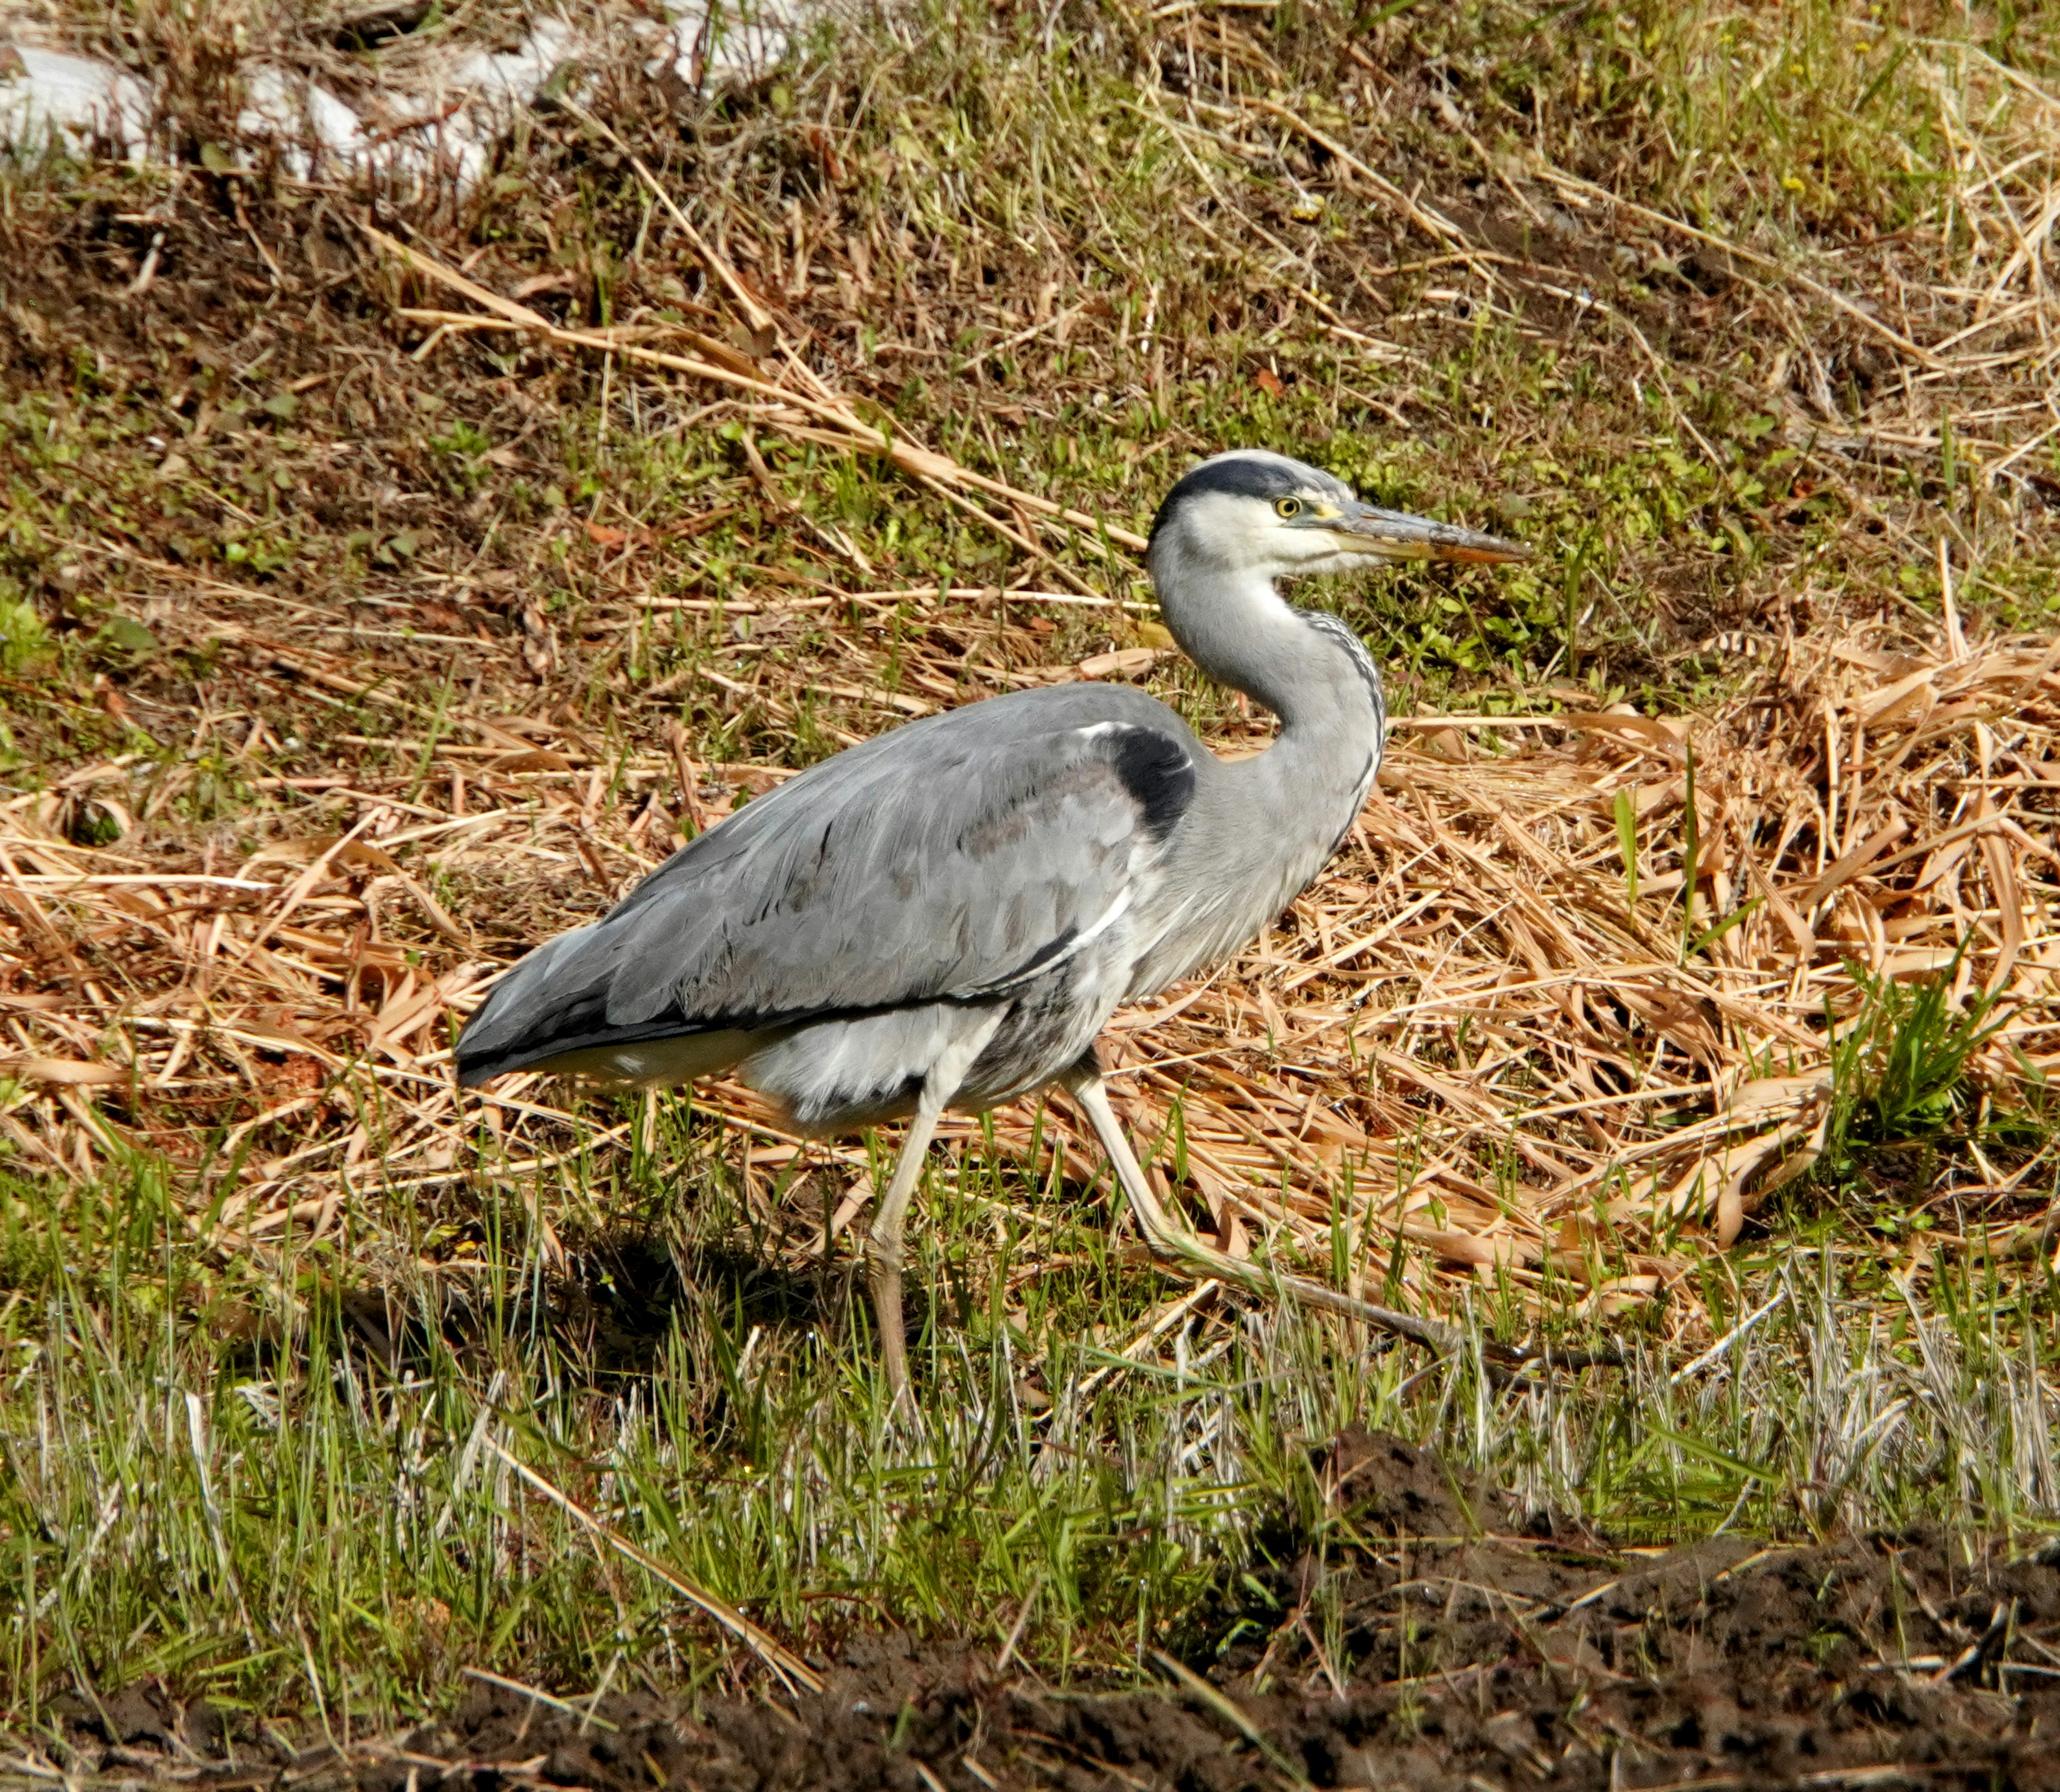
left=34, top=1433, right=2060, bottom=1791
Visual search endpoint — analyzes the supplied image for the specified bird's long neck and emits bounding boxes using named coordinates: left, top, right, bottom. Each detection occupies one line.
left=1122, top=561, right=1386, bottom=996
left=1158, top=564, right=1386, bottom=756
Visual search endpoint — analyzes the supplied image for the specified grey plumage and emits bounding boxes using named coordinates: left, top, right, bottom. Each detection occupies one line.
left=458, top=449, right=1526, bottom=1395
left=457, top=683, right=1196, bottom=1125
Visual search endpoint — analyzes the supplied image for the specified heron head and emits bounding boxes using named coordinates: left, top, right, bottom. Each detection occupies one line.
left=1147, top=449, right=1528, bottom=581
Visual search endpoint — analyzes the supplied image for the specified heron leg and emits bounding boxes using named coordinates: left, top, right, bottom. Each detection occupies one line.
left=1064, top=1069, right=1243, bottom=1279
left=1063, top=1066, right=1462, bottom=1356
left=867, top=1091, right=945, bottom=1402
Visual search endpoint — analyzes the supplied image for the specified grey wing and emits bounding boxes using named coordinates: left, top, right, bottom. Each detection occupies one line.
left=455, top=686, right=1199, bottom=1084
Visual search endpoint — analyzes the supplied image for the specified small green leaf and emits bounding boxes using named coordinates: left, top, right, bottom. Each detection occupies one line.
left=0, top=599, right=49, bottom=673
left=1614, top=786, right=1639, bottom=911
left=94, top=614, right=159, bottom=658
left=1689, top=897, right=1763, bottom=959
left=263, top=392, right=298, bottom=421
left=199, top=142, right=233, bottom=173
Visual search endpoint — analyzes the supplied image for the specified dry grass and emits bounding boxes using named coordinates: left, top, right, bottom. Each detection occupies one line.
left=7, top=0, right=2060, bottom=1341
left=8, top=597, right=2060, bottom=1345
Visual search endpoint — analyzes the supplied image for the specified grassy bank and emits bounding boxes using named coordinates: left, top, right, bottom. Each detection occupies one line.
left=1, top=0, right=2058, bottom=1749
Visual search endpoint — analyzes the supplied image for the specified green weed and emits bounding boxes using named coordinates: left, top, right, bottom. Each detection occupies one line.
left=1829, top=954, right=2006, bottom=1150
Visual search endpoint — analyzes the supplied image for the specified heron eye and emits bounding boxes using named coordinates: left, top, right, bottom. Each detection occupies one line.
left=1275, top=497, right=1303, bottom=518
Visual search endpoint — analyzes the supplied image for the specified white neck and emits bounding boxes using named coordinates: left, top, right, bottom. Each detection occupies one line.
left=1150, top=551, right=1382, bottom=741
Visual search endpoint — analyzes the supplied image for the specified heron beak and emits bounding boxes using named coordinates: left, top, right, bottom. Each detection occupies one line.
left=1330, top=501, right=1530, bottom=565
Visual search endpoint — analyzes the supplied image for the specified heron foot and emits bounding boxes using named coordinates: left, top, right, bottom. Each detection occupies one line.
left=1064, top=1069, right=1476, bottom=1359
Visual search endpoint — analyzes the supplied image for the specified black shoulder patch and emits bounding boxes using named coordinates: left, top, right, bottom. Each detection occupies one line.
left=1005, top=924, right=1080, bottom=980
left=1108, top=726, right=1196, bottom=841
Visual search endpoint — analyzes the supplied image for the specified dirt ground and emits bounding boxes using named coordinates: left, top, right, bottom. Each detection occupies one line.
left=34, top=1431, right=2060, bottom=1791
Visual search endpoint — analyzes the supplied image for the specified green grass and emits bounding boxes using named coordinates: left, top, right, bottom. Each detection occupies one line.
left=3, top=1082, right=2055, bottom=1729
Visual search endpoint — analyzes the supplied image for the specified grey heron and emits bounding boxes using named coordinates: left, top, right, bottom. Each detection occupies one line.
left=458, top=450, right=1527, bottom=1396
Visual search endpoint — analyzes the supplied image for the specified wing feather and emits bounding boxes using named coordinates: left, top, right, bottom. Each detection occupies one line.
left=457, top=686, right=1198, bottom=1083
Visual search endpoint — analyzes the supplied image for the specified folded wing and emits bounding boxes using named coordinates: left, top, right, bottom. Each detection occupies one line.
left=455, top=685, right=1198, bottom=1084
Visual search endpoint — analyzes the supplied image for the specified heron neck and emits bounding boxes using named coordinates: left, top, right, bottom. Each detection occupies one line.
left=1122, top=561, right=1386, bottom=997
left=1159, top=565, right=1379, bottom=741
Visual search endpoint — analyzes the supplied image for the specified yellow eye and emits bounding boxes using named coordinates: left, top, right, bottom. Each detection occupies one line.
left=1275, top=497, right=1303, bottom=518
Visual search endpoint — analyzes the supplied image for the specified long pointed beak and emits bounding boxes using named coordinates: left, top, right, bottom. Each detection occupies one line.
left=1333, top=501, right=1530, bottom=565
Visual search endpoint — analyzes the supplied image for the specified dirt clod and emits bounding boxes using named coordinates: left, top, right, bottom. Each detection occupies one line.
left=1322, top=1425, right=1492, bottom=1536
